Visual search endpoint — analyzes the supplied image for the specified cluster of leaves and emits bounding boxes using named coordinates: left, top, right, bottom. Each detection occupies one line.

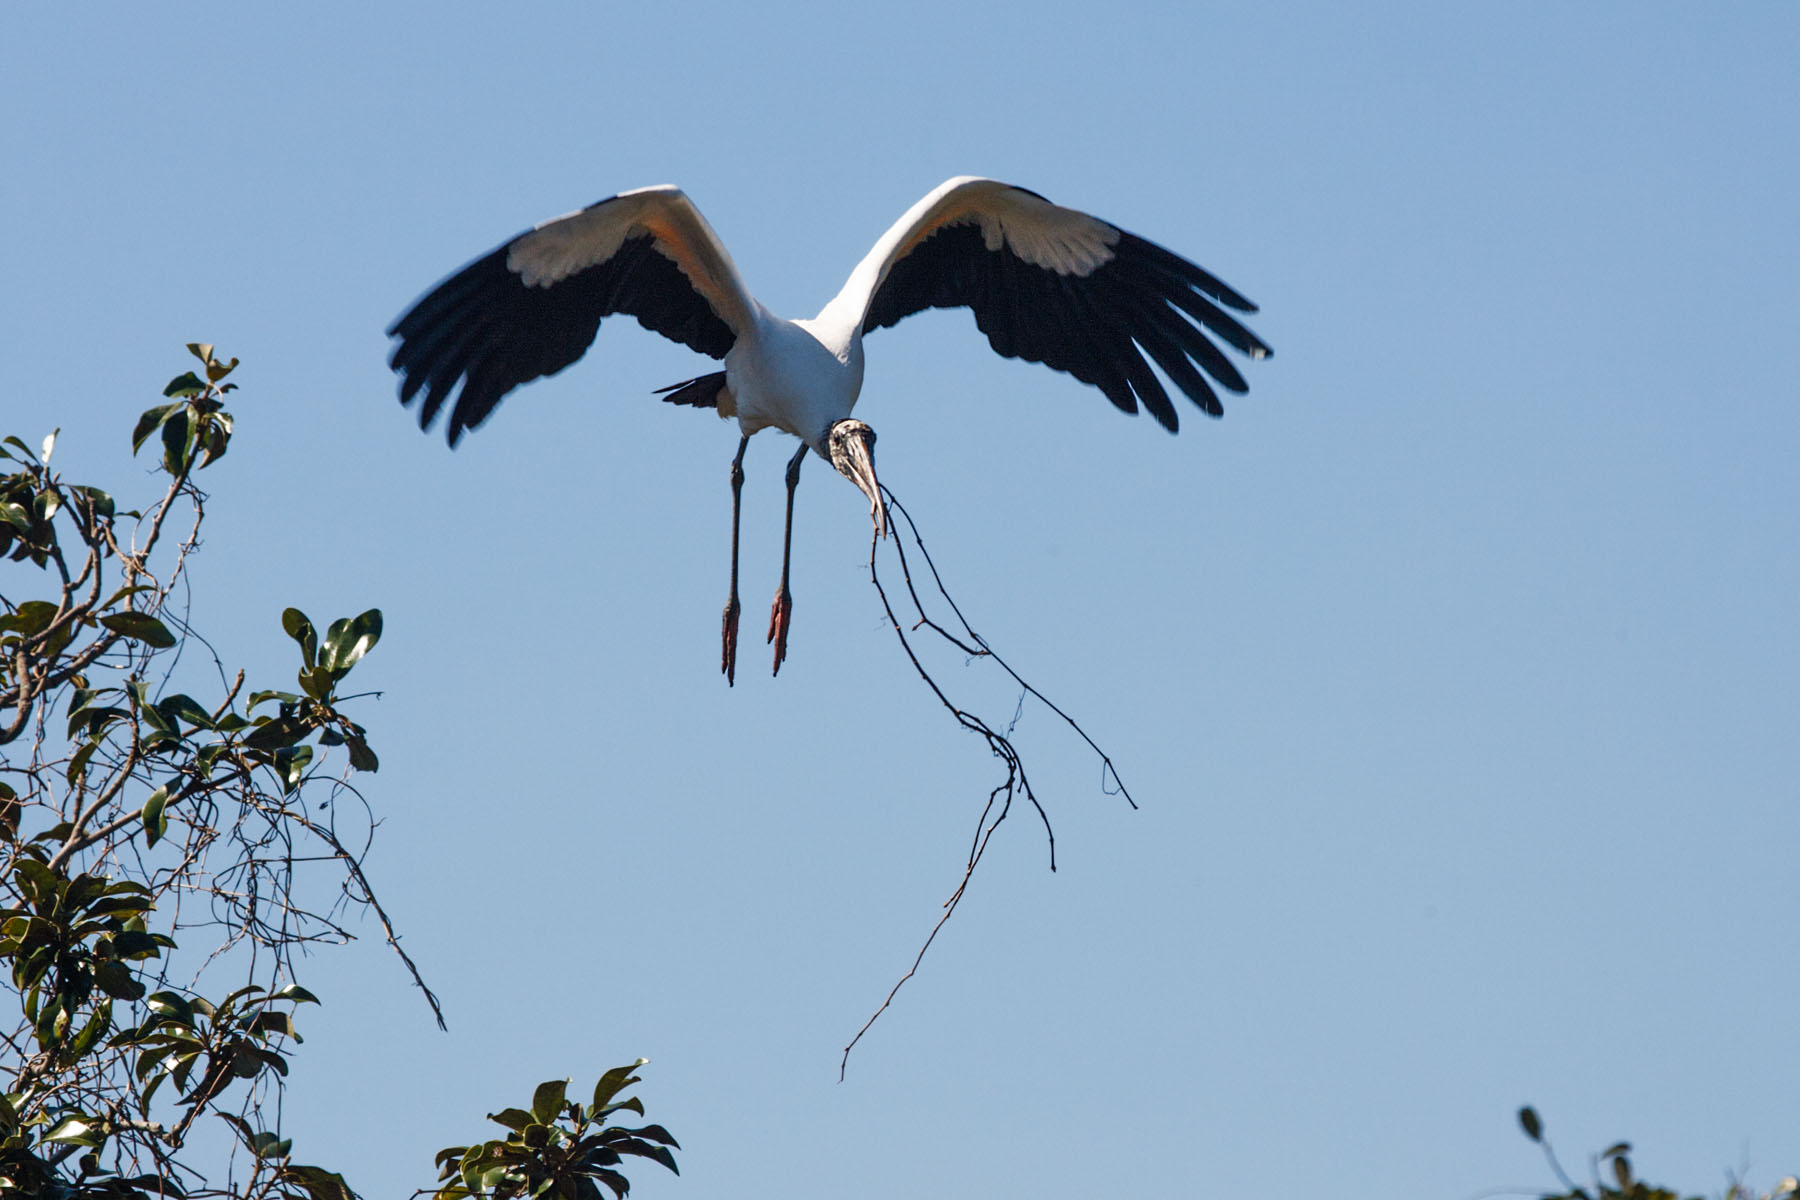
left=1518, top=1106, right=1797, bottom=1200
left=2, top=347, right=679, bottom=1200
left=1, top=348, right=383, bottom=1198
left=433, top=1063, right=678, bottom=1200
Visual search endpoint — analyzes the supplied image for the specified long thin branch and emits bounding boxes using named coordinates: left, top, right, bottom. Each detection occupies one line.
left=290, top=810, right=447, bottom=1031
left=841, top=485, right=1134, bottom=1078
left=885, top=490, right=1135, bottom=810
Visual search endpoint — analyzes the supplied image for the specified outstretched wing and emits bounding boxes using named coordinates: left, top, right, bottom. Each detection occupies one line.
left=841, top=177, right=1271, bottom=431
left=387, top=186, right=755, bottom=445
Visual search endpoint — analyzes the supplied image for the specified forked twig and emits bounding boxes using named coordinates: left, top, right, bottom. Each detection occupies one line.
left=840, top=485, right=1134, bottom=1079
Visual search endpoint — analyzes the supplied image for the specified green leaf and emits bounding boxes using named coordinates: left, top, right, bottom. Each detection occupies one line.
left=158, top=693, right=215, bottom=730
left=162, top=371, right=205, bottom=399
left=590, top=1167, right=630, bottom=1200
left=187, top=342, right=214, bottom=365
left=1518, top=1105, right=1542, bottom=1141
left=280, top=1164, right=357, bottom=1200
left=95, top=961, right=147, bottom=1000
left=71, top=484, right=115, bottom=520
left=15, top=857, right=59, bottom=904
left=594, top=1096, right=643, bottom=1121
left=132, top=404, right=177, bottom=452
left=248, top=1130, right=292, bottom=1159
left=142, top=786, right=171, bottom=847
left=162, top=407, right=193, bottom=472
left=100, top=611, right=177, bottom=649
left=487, top=1108, right=535, bottom=1133
left=610, top=1138, right=679, bottom=1175
left=145, top=991, right=196, bottom=1024
left=346, top=734, right=379, bottom=773
left=616, top=1123, right=677, bottom=1149
left=42, top=1114, right=105, bottom=1146
left=244, top=716, right=310, bottom=751
left=66, top=737, right=100, bottom=784
left=320, top=608, right=382, bottom=673
left=282, top=607, right=319, bottom=666
left=0, top=598, right=60, bottom=636
left=272, top=983, right=321, bottom=1004
left=275, top=744, right=313, bottom=792
left=531, top=1080, right=569, bottom=1125
left=250, top=1010, right=300, bottom=1041
left=299, top=665, right=336, bottom=702
left=67, top=999, right=113, bottom=1058
left=590, top=1061, right=647, bottom=1112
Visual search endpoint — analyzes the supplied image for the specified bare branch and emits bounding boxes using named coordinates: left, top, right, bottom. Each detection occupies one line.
left=841, top=484, right=1134, bottom=1078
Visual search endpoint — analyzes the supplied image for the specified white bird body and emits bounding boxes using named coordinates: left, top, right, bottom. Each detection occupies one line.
left=387, top=175, right=1271, bottom=681
left=723, top=309, right=866, bottom=451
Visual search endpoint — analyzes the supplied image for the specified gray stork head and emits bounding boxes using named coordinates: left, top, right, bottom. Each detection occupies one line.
left=825, top=418, right=887, bottom=540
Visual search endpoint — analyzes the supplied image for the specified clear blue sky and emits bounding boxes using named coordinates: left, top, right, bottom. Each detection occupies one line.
left=4, top=4, right=1797, bottom=1197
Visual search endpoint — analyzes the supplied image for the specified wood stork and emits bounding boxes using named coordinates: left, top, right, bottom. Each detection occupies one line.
left=386, top=176, right=1271, bottom=684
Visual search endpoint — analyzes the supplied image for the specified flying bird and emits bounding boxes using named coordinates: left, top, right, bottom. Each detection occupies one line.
left=386, top=176, right=1271, bottom=684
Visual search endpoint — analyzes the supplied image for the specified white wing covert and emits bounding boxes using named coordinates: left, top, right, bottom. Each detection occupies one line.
left=846, top=177, right=1271, bottom=431
left=388, top=186, right=755, bottom=445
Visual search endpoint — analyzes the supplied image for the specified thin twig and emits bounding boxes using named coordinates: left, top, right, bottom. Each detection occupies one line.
left=885, top=490, right=1134, bottom=810
left=840, top=484, right=1135, bottom=1079
left=291, top=810, right=447, bottom=1031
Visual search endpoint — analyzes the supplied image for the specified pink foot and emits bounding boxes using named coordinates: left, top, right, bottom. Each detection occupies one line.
left=767, top=588, right=793, bottom=677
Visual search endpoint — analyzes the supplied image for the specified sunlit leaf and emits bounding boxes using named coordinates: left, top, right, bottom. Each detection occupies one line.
left=283, top=607, right=319, bottom=667
left=268, top=983, right=321, bottom=1006
left=131, top=404, right=176, bottom=452
left=275, top=744, right=313, bottom=792
left=42, top=1114, right=105, bottom=1146
left=249, top=1130, right=293, bottom=1159
left=532, top=1079, right=569, bottom=1125
left=321, top=608, right=382, bottom=673
left=590, top=1060, right=647, bottom=1112
left=142, top=786, right=171, bottom=848
left=145, top=991, right=195, bottom=1024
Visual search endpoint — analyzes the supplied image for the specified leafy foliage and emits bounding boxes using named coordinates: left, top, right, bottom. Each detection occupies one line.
left=1517, top=1106, right=1797, bottom=1200
left=432, top=1063, right=679, bottom=1200
left=0, top=345, right=385, bottom=1198
left=2, top=349, right=677, bottom=1200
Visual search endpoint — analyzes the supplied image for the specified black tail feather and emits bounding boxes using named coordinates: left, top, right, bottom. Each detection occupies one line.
left=654, top=370, right=728, bottom=409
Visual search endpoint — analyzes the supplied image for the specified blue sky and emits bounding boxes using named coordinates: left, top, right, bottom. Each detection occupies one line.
left=3, top=4, right=1797, bottom=1198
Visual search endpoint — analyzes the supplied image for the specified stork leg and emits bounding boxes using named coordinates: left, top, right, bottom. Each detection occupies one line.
left=721, top=435, right=749, bottom=686
left=767, top=441, right=808, bottom=676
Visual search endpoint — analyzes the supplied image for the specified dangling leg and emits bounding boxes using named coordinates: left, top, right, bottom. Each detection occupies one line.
left=721, top=435, right=749, bottom=686
left=767, top=441, right=808, bottom=676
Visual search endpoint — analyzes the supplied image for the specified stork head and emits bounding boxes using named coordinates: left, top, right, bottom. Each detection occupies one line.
left=825, top=418, right=887, bottom=540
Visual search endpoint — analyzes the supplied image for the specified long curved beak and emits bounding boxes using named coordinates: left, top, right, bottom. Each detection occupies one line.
left=839, top=432, right=887, bottom=540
